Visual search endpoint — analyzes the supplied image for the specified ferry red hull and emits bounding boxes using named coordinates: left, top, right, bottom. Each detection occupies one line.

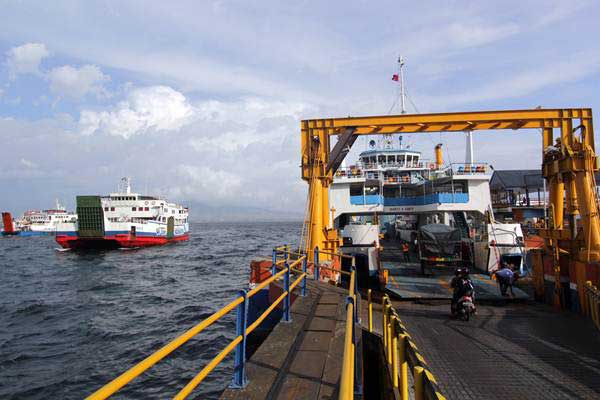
left=56, top=234, right=189, bottom=249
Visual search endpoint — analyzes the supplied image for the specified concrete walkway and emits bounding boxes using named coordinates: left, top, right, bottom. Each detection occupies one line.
left=220, top=280, right=350, bottom=400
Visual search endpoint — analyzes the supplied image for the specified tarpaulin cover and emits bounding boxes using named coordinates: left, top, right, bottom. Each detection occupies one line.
left=418, top=224, right=461, bottom=258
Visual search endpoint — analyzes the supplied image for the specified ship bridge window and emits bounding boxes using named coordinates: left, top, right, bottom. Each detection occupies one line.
left=387, top=155, right=395, bottom=164
left=406, top=155, right=413, bottom=166
left=145, top=207, right=149, bottom=211
left=111, top=207, right=115, bottom=211
left=398, top=155, right=405, bottom=166
left=132, top=207, right=136, bottom=211
left=350, top=183, right=363, bottom=196
left=377, top=155, right=386, bottom=164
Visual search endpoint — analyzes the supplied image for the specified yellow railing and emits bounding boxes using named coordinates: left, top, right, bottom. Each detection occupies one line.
left=87, top=252, right=307, bottom=400
left=380, top=295, right=446, bottom=400
left=585, top=281, right=600, bottom=330
left=339, top=267, right=358, bottom=400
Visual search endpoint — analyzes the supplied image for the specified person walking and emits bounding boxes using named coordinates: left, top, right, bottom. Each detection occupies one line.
left=402, top=241, right=410, bottom=263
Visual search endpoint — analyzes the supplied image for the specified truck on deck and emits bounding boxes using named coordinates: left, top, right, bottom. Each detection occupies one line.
left=417, top=223, right=463, bottom=275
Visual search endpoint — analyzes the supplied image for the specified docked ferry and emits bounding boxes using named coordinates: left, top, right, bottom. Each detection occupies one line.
left=56, top=178, right=189, bottom=249
left=331, top=134, right=525, bottom=278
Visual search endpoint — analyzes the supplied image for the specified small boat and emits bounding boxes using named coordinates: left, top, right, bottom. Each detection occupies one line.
left=56, top=178, right=190, bottom=249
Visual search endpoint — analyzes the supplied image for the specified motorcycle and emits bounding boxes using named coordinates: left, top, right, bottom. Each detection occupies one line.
left=456, top=294, right=476, bottom=321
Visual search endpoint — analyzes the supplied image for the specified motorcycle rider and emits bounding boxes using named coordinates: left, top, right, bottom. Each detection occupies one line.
left=450, top=267, right=475, bottom=316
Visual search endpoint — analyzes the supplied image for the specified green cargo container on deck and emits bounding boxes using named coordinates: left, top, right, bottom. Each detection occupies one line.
left=76, top=196, right=104, bottom=237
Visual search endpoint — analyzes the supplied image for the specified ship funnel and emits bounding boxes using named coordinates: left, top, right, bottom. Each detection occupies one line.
left=2, top=212, right=15, bottom=234
left=435, top=144, right=444, bottom=169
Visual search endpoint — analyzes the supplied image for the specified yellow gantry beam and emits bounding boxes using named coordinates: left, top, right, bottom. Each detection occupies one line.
left=301, top=107, right=599, bottom=263
left=302, top=108, right=591, bottom=137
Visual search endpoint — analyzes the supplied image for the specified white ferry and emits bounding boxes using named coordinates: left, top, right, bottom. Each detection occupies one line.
left=332, top=134, right=525, bottom=278
left=56, top=178, right=189, bottom=249
left=18, top=200, right=78, bottom=236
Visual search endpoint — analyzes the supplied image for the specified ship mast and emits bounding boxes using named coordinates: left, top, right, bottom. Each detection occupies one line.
left=398, top=55, right=406, bottom=114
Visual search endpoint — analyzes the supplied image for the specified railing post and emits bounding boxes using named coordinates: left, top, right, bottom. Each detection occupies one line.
left=231, top=290, right=248, bottom=388
left=386, top=307, right=392, bottom=367
left=391, top=316, right=398, bottom=389
left=399, top=334, right=409, bottom=400
left=353, top=298, right=362, bottom=396
left=283, top=243, right=288, bottom=262
left=382, top=297, right=388, bottom=359
left=272, top=248, right=277, bottom=277
left=301, top=256, right=307, bottom=297
left=368, top=289, right=373, bottom=333
left=283, top=262, right=291, bottom=322
left=414, top=366, right=424, bottom=400
left=314, top=247, right=320, bottom=281
left=351, top=266, right=359, bottom=323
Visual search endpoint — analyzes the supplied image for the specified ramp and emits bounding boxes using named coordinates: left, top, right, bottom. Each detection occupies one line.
left=384, top=261, right=529, bottom=301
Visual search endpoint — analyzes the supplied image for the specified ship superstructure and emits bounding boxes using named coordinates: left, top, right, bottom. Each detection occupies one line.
left=330, top=132, right=524, bottom=276
left=56, top=178, right=189, bottom=249
left=19, top=200, right=78, bottom=235
left=331, top=137, right=492, bottom=221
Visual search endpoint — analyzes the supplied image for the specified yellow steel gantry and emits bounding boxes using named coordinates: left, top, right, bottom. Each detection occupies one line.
left=301, top=108, right=599, bottom=271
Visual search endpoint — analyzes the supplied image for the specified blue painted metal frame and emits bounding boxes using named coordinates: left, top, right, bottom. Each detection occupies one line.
left=231, top=290, right=248, bottom=388
left=301, top=257, right=307, bottom=297
left=314, top=247, right=320, bottom=281
left=283, top=262, right=291, bottom=322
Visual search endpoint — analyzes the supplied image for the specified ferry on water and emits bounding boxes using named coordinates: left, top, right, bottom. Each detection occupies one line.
left=1, top=201, right=77, bottom=237
left=56, top=178, right=189, bottom=249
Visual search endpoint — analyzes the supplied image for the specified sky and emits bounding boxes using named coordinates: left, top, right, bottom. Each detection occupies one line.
left=1, top=0, right=599, bottom=219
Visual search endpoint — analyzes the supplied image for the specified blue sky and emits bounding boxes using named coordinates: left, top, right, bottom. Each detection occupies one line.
left=1, top=0, right=599, bottom=217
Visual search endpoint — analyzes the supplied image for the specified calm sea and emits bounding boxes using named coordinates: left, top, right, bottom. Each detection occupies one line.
left=0, top=222, right=301, bottom=399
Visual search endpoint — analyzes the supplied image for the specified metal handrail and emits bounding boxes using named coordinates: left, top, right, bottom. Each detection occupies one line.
left=585, top=281, right=600, bottom=330
left=339, top=267, right=356, bottom=400
left=379, top=295, right=446, bottom=400
left=316, top=249, right=354, bottom=259
left=88, top=252, right=307, bottom=400
left=174, top=268, right=307, bottom=398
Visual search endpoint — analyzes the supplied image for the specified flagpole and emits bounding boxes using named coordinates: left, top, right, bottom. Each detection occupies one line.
left=399, top=55, right=406, bottom=114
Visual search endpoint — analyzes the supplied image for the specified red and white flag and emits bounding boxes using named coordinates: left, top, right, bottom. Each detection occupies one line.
left=391, top=74, right=399, bottom=81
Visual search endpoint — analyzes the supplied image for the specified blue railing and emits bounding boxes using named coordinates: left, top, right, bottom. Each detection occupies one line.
left=350, top=193, right=469, bottom=206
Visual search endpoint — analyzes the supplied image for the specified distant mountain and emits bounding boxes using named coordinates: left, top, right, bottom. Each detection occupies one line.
left=184, top=201, right=304, bottom=222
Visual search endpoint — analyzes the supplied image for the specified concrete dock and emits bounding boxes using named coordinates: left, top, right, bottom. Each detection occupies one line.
left=221, top=262, right=599, bottom=399
left=221, top=280, right=351, bottom=400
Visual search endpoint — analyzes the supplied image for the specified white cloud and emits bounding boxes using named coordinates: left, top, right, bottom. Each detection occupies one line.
left=189, top=97, right=310, bottom=152
left=79, top=85, right=195, bottom=138
left=48, top=64, right=110, bottom=100
left=5, top=43, right=49, bottom=79
left=20, top=158, right=38, bottom=169
left=172, top=165, right=243, bottom=202
left=420, top=50, right=600, bottom=109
